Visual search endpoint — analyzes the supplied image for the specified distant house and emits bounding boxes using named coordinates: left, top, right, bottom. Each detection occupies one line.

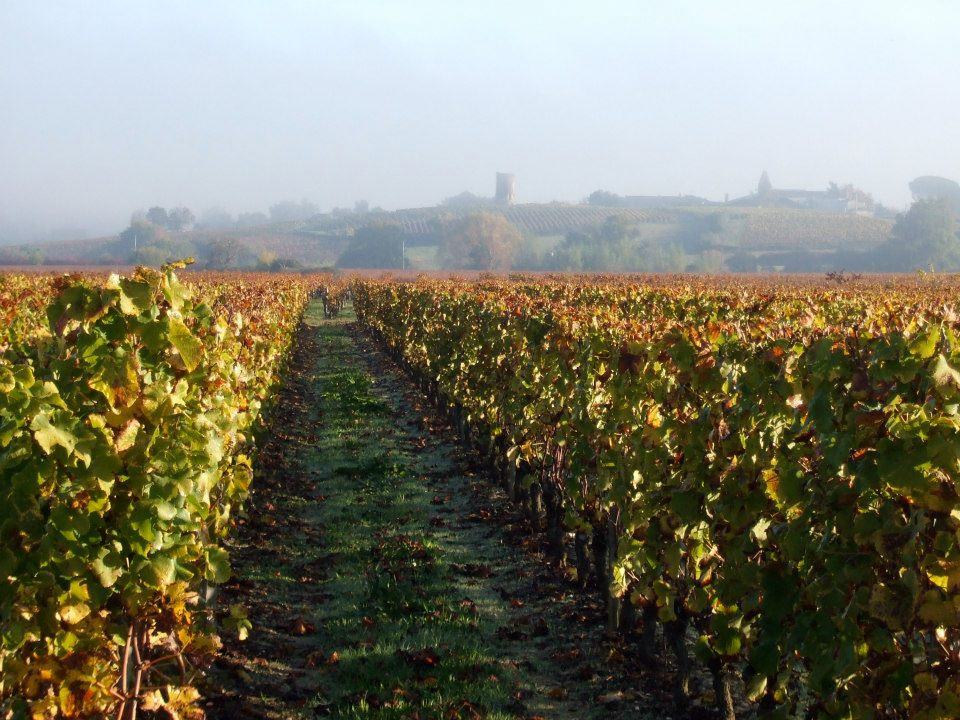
left=729, top=172, right=875, bottom=215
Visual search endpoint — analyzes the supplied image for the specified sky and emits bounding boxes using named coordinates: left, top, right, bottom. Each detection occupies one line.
left=1, top=0, right=958, bottom=242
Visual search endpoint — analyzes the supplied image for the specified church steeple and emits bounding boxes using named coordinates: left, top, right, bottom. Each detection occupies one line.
left=758, top=170, right=773, bottom=196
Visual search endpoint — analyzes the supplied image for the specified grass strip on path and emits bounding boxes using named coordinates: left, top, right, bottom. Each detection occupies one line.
left=206, top=300, right=693, bottom=719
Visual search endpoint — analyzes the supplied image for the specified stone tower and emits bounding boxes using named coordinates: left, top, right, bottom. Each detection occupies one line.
left=495, top=172, right=516, bottom=205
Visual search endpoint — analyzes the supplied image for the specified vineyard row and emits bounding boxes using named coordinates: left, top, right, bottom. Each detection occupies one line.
left=353, top=277, right=960, bottom=720
left=0, top=266, right=323, bottom=719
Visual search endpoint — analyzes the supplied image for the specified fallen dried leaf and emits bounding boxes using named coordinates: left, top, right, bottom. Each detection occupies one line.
left=288, top=618, right=315, bottom=636
left=398, top=648, right=441, bottom=668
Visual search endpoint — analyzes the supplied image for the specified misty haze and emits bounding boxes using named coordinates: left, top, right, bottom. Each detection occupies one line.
left=2, top=2, right=960, bottom=273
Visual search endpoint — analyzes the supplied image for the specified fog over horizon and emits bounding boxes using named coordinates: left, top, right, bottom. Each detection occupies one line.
left=1, top=1, right=958, bottom=244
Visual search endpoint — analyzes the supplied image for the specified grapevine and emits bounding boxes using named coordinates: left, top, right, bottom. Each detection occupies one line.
left=0, top=265, right=314, bottom=719
left=354, top=274, right=960, bottom=719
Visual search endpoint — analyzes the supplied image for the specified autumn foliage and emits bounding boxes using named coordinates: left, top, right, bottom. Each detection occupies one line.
left=354, top=274, right=960, bottom=719
left=0, top=266, right=314, bottom=719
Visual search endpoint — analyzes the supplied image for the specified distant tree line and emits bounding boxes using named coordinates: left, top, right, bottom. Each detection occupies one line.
left=0, top=245, right=45, bottom=265
left=190, top=199, right=382, bottom=230
left=9, top=179, right=960, bottom=274
left=110, top=203, right=311, bottom=269
left=104, top=197, right=366, bottom=269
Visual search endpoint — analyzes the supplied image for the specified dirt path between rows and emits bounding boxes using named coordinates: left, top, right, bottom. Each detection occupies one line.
left=202, top=300, right=718, bottom=719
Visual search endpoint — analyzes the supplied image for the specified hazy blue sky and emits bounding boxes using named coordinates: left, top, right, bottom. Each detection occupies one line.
left=1, top=1, right=957, bottom=241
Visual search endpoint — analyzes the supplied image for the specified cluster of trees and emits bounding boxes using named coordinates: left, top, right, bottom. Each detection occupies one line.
left=267, top=199, right=319, bottom=223
left=586, top=189, right=713, bottom=209
left=440, top=191, right=495, bottom=210
left=826, top=181, right=873, bottom=207
left=113, top=201, right=327, bottom=268
left=194, top=199, right=380, bottom=230
left=437, top=213, right=521, bottom=270
left=197, top=209, right=277, bottom=229
left=337, top=213, right=523, bottom=271
left=113, top=228, right=304, bottom=271
left=198, top=239, right=304, bottom=271
left=145, top=206, right=195, bottom=232
left=112, top=206, right=199, bottom=265
left=335, top=213, right=707, bottom=273
left=190, top=201, right=318, bottom=229
left=909, top=176, right=960, bottom=211
left=113, top=216, right=251, bottom=269
left=585, top=189, right=625, bottom=206
left=117, top=218, right=196, bottom=267
left=266, top=198, right=381, bottom=223
left=336, top=224, right=404, bottom=269
left=335, top=212, right=700, bottom=273
left=0, top=245, right=45, bottom=265
left=529, top=216, right=685, bottom=272
left=255, top=251, right=304, bottom=272
left=875, top=197, right=960, bottom=270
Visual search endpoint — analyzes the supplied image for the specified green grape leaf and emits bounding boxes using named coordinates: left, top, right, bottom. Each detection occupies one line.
left=908, top=325, right=939, bottom=359
left=205, top=546, right=231, bottom=584
left=91, top=548, right=123, bottom=588
left=155, top=501, right=177, bottom=522
left=168, top=317, right=203, bottom=372
left=932, top=354, right=960, bottom=398
left=149, top=555, right=177, bottom=587
left=31, top=412, right=77, bottom=455
left=119, top=278, right=154, bottom=315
